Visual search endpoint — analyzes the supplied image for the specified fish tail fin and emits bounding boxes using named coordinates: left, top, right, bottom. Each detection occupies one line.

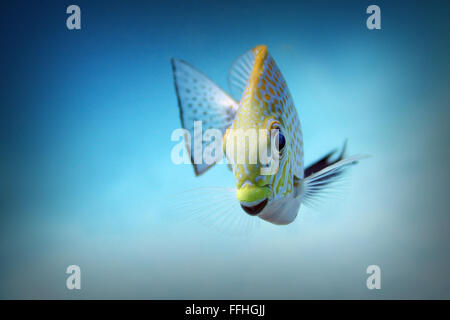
left=171, top=58, right=238, bottom=176
left=298, top=142, right=369, bottom=205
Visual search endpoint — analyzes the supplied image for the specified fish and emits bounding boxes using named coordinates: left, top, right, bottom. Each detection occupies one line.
left=171, top=45, right=366, bottom=227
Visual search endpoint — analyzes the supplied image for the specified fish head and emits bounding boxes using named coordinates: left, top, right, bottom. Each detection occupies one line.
left=223, top=45, right=298, bottom=217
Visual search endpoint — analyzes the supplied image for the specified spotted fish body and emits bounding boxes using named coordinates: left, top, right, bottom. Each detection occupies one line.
left=227, top=45, right=304, bottom=224
left=172, top=45, right=365, bottom=226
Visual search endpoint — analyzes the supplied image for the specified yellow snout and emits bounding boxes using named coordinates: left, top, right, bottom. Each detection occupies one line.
left=236, top=185, right=271, bottom=203
left=237, top=186, right=271, bottom=216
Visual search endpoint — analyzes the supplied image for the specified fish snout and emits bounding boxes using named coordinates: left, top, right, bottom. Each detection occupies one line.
left=236, top=186, right=271, bottom=216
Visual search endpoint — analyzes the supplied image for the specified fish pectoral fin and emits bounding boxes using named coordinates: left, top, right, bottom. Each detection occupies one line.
left=171, top=58, right=238, bottom=176
left=293, top=175, right=302, bottom=198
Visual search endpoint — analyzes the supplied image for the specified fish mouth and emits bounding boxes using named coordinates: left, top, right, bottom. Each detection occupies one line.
left=240, top=198, right=268, bottom=216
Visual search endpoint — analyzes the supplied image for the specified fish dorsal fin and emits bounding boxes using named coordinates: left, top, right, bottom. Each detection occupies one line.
left=227, top=48, right=257, bottom=101
left=171, top=58, right=238, bottom=176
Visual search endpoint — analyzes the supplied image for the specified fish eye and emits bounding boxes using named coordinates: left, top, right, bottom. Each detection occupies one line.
left=276, top=131, right=286, bottom=152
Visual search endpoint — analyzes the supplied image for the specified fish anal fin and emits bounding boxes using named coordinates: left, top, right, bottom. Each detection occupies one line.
left=299, top=153, right=369, bottom=205
left=304, top=140, right=348, bottom=178
left=296, top=141, right=369, bottom=204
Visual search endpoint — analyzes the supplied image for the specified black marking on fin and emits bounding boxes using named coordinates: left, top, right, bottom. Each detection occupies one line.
left=303, top=140, right=357, bottom=188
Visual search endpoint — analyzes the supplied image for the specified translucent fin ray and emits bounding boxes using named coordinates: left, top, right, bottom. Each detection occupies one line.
left=296, top=149, right=369, bottom=205
left=167, top=187, right=260, bottom=236
left=227, top=49, right=256, bottom=101
left=171, top=59, right=238, bottom=175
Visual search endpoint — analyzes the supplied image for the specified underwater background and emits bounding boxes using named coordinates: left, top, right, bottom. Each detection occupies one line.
left=1, top=0, right=449, bottom=299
